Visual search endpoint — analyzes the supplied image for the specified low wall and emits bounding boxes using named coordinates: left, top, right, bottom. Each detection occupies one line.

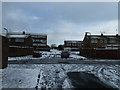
left=9, top=47, right=33, bottom=57
left=80, top=48, right=120, bottom=59
left=80, top=48, right=96, bottom=58
left=96, top=49, right=118, bottom=59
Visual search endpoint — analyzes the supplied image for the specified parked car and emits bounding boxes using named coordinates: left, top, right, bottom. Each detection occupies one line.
left=33, top=51, right=42, bottom=57
left=61, top=51, right=70, bottom=58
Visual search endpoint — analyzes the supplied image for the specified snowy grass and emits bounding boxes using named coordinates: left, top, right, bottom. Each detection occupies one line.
left=2, top=64, right=120, bottom=89
left=2, top=68, right=39, bottom=88
left=0, top=69, right=2, bottom=90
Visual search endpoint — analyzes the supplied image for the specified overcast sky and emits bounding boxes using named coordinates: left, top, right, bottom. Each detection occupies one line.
left=2, top=2, right=118, bottom=45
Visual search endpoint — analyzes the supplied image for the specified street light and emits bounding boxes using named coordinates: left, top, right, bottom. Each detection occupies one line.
left=3, top=28, right=8, bottom=36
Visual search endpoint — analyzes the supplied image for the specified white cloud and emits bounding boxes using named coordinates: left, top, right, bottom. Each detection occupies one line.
left=82, top=20, right=118, bottom=34
left=6, top=9, right=40, bottom=23
left=46, top=20, right=83, bottom=45
left=32, top=16, right=40, bottom=20
left=46, top=20, right=118, bottom=45
left=3, top=9, right=42, bottom=33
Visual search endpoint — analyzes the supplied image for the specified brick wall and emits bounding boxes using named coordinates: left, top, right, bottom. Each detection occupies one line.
left=96, top=49, right=118, bottom=59
left=80, top=48, right=120, bottom=59
left=0, top=36, right=9, bottom=69
left=9, top=47, right=33, bottom=57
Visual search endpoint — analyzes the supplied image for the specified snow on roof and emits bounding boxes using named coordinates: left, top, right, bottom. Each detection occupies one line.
left=28, top=33, right=47, bottom=36
left=87, top=34, right=119, bottom=37
left=7, top=35, right=29, bottom=38
left=108, top=37, right=117, bottom=39
left=65, top=40, right=81, bottom=41
left=65, top=40, right=82, bottom=43
left=7, top=32, right=47, bottom=36
left=106, top=44, right=120, bottom=46
left=87, top=35, right=119, bottom=39
left=90, top=36, right=101, bottom=39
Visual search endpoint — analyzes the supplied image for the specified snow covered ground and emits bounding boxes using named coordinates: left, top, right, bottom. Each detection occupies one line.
left=0, top=69, right=2, bottom=90
left=3, top=49, right=119, bottom=89
left=1, top=64, right=120, bottom=89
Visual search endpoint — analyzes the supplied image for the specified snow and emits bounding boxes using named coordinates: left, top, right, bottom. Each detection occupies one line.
left=91, top=36, right=101, bottom=39
left=4, top=49, right=120, bottom=89
left=2, top=67, right=39, bottom=88
left=97, top=65, right=120, bottom=88
left=2, top=64, right=120, bottom=89
left=0, top=69, right=2, bottom=90
left=96, top=48, right=118, bottom=50
left=70, top=55, right=86, bottom=59
left=64, top=40, right=81, bottom=43
left=7, top=35, right=29, bottom=38
left=9, top=46, right=33, bottom=48
left=91, top=59, right=120, bottom=61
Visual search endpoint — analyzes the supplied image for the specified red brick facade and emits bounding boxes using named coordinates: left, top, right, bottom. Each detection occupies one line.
left=8, top=35, right=33, bottom=47
left=80, top=32, right=120, bottom=59
left=7, top=34, right=33, bottom=57
left=0, top=35, right=9, bottom=69
left=83, top=32, right=120, bottom=49
left=80, top=48, right=120, bottom=59
left=64, top=40, right=83, bottom=51
left=31, top=34, right=50, bottom=51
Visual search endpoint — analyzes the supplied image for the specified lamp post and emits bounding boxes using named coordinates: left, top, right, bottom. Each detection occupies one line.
left=3, top=28, right=8, bottom=36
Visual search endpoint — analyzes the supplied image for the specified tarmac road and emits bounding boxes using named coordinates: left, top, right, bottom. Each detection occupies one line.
left=8, top=57, right=120, bottom=64
left=67, top=72, right=118, bottom=89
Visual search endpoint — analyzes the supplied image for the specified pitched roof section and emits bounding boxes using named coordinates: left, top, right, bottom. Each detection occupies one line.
left=86, top=34, right=120, bottom=39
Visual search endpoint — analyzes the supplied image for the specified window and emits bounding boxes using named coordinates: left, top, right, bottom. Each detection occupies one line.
left=68, top=43, right=71, bottom=46
left=72, top=43, right=76, bottom=46
left=33, top=39, right=35, bottom=42
left=100, top=40, right=103, bottom=43
left=33, top=43, right=38, bottom=46
left=15, top=38, right=24, bottom=42
left=32, top=35, right=37, bottom=38
left=67, top=43, right=69, bottom=46
left=104, top=40, right=107, bottom=43
left=42, top=40, right=47, bottom=43
left=37, top=35, right=47, bottom=38
left=38, top=44, right=46, bottom=46
left=9, top=38, right=11, bottom=41
left=91, top=39, right=98, bottom=43
left=109, top=39, right=115, bottom=43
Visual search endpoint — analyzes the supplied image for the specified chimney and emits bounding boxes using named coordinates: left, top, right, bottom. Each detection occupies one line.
left=85, top=32, right=88, bottom=36
left=85, top=32, right=91, bottom=36
left=116, top=34, right=118, bottom=36
left=23, top=31, right=25, bottom=34
left=101, top=33, right=103, bottom=36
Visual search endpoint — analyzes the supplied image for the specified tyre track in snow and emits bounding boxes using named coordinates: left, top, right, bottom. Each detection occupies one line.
left=30, top=64, right=119, bottom=89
